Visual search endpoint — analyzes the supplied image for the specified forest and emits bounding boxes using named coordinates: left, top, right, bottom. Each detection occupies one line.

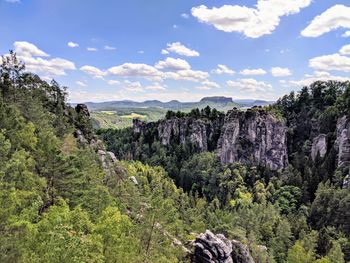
left=1, top=51, right=350, bottom=263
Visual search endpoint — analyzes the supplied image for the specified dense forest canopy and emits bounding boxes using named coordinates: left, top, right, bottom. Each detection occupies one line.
left=1, top=52, right=350, bottom=263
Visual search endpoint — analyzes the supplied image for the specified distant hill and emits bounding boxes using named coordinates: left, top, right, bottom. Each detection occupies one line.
left=81, top=96, right=274, bottom=112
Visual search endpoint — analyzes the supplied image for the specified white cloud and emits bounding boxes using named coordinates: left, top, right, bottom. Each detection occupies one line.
left=301, top=5, right=350, bottom=37
left=181, top=13, right=190, bottom=19
left=104, top=45, right=116, bottom=50
left=87, top=47, right=98, bottom=52
left=123, top=80, right=144, bottom=92
left=161, top=49, right=169, bottom=55
left=80, top=65, right=106, bottom=77
left=76, top=81, right=87, bottom=87
left=283, top=71, right=350, bottom=87
left=196, top=80, right=220, bottom=90
left=138, top=50, right=144, bottom=54
left=309, top=53, right=350, bottom=72
left=155, top=57, right=191, bottom=71
left=107, top=80, right=120, bottom=85
left=271, top=67, right=292, bottom=77
left=340, top=44, right=350, bottom=55
left=14, top=41, right=49, bottom=57
left=145, top=83, right=166, bottom=91
left=68, top=42, right=79, bottom=48
left=108, top=63, right=163, bottom=81
left=240, top=68, right=267, bottom=75
left=191, top=0, right=311, bottom=38
left=342, top=31, right=350, bottom=38
left=173, top=24, right=178, bottom=29
left=211, top=64, right=235, bottom=75
left=164, top=69, right=208, bottom=82
left=13, top=41, right=75, bottom=76
left=227, top=78, right=273, bottom=92
left=165, top=42, right=199, bottom=57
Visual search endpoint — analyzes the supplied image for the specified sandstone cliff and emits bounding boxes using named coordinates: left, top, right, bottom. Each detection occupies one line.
left=133, top=109, right=289, bottom=170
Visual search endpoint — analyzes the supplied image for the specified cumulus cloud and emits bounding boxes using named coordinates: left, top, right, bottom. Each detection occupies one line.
left=13, top=41, right=75, bottom=76
left=68, top=42, right=79, bottom=48
left=282, top=71, right=350, bottom=87
left=240, top=68, right=267, bottom=75
left=164, top=69, right=208, bottom=82
left=196, top=80, right=220, bottom=90
left=211, top=64, right=235, bottom=75
left=76, top=81, right=87, bottom=87
left=181, top=13, right=190, bottom=19
left=227, top=78, right=272, bottom=92
left=161, top=49, right=169, bottom=55
left=155, top=57, right=191, bottom=71
left=107, top=80, right=120, bottom=85
left=123, top=80, right=144, bottom=92
left=80, top=65, right=107, bottom=77
left=309, top=53, right=350, bottom=72
left=108, top=63, right=163, bottom=81
left=87, top=47, right=98, bottom=52
left=271, top=67, right=292, bottom=77
left=342, top=31, right=350, bottom=38
left=104, top=45, right=116, bottom=50
left=340, top=44, right=350, bottom=55
left=301, top=5, right=350, bottom=37
left=164, top=42, right=199, bottom=57
left=145, top=83, right=166, bottom=91
left=191, top=0, right=311, bottom=38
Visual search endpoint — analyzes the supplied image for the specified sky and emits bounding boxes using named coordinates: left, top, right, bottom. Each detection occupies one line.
left=1, top=0, right=350, bottom=102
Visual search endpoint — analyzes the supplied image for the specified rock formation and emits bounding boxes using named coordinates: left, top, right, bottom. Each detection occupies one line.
left=335, top=116, right=350, bottom=188
left=218, top=109, right=288, bottom=170
left=133, top=109, right=288, bottom=170
left=311, top=134, right=327, bottom=161
left=192, top=230, right=255, bottom=263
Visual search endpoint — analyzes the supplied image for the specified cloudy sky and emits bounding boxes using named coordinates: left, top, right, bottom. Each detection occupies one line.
left=1, top=0, right=350, bottom=102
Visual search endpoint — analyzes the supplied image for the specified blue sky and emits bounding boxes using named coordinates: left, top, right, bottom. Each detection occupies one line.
left=1, top=0, right=350, bottom=102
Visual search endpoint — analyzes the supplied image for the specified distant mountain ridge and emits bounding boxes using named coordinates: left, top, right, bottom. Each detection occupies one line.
left=81, top=96, right=274, bottom=112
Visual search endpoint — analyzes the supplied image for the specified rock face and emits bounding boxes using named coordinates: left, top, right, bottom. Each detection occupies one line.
left=157, top=118, right=209, bottom=152
left=336, top=116, right=350, bottom=167
left=75, top=103, right=90, bottom=117
left=311, top=134, right=327, bottom=161
left=218, top=109, right=288, bottom=170
left=192, top=230, right=255, bottom=263
left=133, top=109, right=288, bottom=170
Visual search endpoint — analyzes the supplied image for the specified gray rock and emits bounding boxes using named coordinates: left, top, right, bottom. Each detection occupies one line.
left=311, top=134, right=327, bottom=161
left=336, top=116, right=350, bottom=167
left=343, top=174, right=350, bottom=189
left=192, top=230, right=256, bottom=263
left=218, top=109, right=288, bottom=170
left=130, top=176, right=138, bottom=185
left=75, top=103, right=90, bottom=117
left=107, top=151, right=117, bottom=162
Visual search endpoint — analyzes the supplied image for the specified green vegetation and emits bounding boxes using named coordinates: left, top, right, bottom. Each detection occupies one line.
left=1, top=52, right=350, bottom=262
left=91, top=108, right=166, bottom=129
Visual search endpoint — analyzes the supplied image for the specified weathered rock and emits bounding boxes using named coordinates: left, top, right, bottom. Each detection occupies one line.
left=343, top=174, right=350, bottom=189
left=192, top=230, right=256, bottom=263
left=336, top=116, right=350, bottom=167
left=311, top=134, right=327, bottom=161
left=107, top=151, right=117, bottom=163
left=75, top=103, right=90, bottom=117
left=157, top=118, right=209, bottom=152
left=193, top=230, right=233, bottom=263
left=231, top=240, right=255, bottom=263
left=218, top=109, right=288, bottom=170
left=130, top=176, right=138, bottom=185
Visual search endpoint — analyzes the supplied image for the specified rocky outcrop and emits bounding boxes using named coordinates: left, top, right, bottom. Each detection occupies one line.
left=133, top=109, right=288, bottom=170
left=218, top=109, right=288, bottom=170
left=335, top=116, right=350, bottom=188
left=336, top=116, right=350, bottom=167
left=157, top=118, right=209, bottom=151
left=75, top=103, right=90, bottom=117
left=192, top=230, right=255, bottom=263
left=311, top=134, right=327, bottom=161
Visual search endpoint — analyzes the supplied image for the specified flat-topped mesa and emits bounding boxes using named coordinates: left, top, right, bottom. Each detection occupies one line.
left=218, top=109, right=288, bottom=170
